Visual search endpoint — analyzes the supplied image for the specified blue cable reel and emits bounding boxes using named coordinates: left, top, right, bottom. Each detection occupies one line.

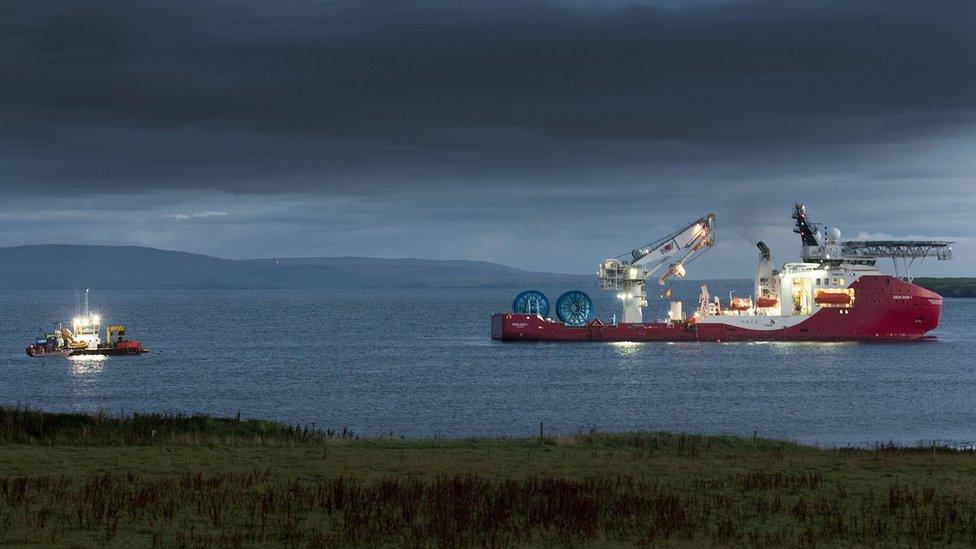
left=512, top=290, right=550, bottom=317
left=556, top=291, right=594, bottom=326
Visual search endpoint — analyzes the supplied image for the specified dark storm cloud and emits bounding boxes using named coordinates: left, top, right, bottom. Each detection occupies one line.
left=1, top=0, right=974, bottom=195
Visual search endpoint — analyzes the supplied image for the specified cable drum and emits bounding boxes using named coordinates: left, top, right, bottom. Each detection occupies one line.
left=512, top=290, right=550, bottom=317
left=556, top=291, right=593, bottom=326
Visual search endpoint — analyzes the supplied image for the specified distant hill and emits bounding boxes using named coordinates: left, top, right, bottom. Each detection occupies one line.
left=0, top=245, right=587, bottom=290
left=914, top=278, right=976, bottom=298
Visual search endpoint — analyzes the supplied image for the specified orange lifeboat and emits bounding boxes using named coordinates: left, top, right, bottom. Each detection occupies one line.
left=728, top=297, right=753, bottom=311
left=814, top=290, right=852, bottom=305
left=756, top=296, right=778, bottom=308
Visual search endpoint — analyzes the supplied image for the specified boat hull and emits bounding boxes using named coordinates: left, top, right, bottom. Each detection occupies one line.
left=24, top=347, right=74, bottom=358
left=26, top=345, right=149, bottom=357
left=67, top=347, right=149, bottom=356
left=492, top=276, right=943, bottom=342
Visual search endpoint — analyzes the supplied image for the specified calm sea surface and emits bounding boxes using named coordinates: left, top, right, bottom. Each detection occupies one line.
left=1, top=282, right=974, bottom=447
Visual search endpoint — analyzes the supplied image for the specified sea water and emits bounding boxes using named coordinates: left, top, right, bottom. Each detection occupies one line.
left=0, top=284, right=973, bottom=447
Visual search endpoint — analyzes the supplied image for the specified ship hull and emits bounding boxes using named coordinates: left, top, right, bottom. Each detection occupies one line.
left=67, top=347, right=149, bottom=356
left=24, top=347, right=74, bottom=358
left=492, top=276, right=943, bottom=342
left=26, top=345, right=149, bottom=357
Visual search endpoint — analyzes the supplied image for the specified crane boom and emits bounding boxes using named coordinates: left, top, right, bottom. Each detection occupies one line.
left=598, top=213, right=716, bottom=324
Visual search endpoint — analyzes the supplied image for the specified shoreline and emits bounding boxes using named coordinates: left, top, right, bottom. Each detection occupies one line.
left=3, top=405, right=970, bottom=450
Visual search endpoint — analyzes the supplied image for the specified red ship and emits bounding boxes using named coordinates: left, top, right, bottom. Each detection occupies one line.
left=492, top=204, right=952, bottom=342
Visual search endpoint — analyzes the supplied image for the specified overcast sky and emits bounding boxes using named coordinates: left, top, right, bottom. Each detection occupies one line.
left=1, top=0, right=973, bottom=276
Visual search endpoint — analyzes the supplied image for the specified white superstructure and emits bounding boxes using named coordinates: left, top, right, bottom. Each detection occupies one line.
left=70, top=289, right=101, bottom=350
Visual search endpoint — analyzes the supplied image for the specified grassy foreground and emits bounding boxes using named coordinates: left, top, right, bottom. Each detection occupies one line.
left=2, top=408, right=976, bottom=546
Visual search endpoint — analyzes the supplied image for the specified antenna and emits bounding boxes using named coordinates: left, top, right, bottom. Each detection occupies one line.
left=84, top=289, right=89, bottom=316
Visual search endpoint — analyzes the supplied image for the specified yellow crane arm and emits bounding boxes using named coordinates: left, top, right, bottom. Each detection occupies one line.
left=106, top=325, right=126, bottom=344
left=60, top=328, right=88, bottom=349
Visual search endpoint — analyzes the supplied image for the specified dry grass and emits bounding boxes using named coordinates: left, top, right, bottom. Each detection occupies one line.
left=6, top=469, right=976, bottom=546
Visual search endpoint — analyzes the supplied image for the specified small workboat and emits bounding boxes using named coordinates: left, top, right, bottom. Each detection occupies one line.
left=26, top=290, right=149, bottom=357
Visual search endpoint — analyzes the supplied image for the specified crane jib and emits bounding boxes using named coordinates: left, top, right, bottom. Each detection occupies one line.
left=600, top=213, right=717, bottom=324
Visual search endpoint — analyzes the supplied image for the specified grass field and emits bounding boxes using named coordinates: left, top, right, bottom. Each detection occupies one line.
left=2, top=407, right=976, bottom=546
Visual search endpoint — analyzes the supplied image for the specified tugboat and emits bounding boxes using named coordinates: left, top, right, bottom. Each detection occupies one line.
left=26, top=290, right=149, bottom=357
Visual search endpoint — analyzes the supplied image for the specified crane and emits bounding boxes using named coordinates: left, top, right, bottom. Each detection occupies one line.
left=598, top=213, right=716, bottom=323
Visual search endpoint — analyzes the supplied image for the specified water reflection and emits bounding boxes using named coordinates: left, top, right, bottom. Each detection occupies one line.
left=607, top=342, right=644, bottom=427
left=609, top=341, right=641, bottom=356
left=68, top=355, right=106, bottom=377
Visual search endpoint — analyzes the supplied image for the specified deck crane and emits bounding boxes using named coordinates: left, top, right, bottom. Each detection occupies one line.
left=598, top=213, right=716, bottom=324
